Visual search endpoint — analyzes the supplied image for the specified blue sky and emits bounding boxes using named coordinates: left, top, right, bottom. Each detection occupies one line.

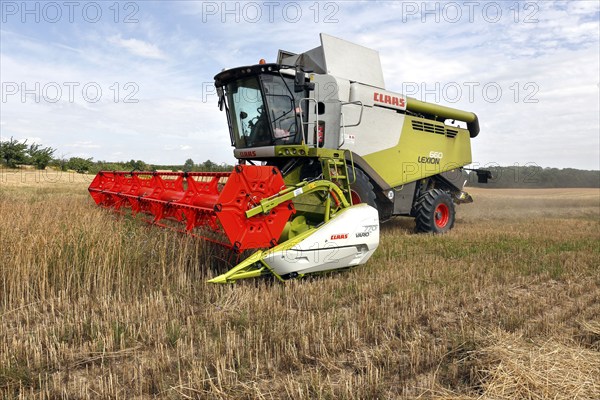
left=1, top=1, right=599, bottom=169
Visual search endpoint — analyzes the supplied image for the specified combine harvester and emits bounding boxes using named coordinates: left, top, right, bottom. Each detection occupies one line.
left=89, top=34, right=490, bottom=283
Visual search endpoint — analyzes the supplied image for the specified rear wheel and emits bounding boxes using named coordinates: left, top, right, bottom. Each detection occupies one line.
left=414, top=189, right=455, bottom=233
left=348, top=167, right=377, bottom=208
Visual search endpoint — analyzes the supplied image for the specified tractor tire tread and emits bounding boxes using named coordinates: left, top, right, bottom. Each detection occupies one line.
left=414, top=188, right=455, bottom=233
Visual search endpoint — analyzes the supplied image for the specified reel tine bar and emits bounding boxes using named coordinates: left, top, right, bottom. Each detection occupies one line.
left=88, top=165, right=294, bottom=251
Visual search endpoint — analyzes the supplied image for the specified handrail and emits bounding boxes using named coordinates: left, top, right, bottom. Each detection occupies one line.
left=298, top=98, right=318, bottom=147
left=339, top=101, right=364, bottom=148
left=340, top=101, right=364, bottom=128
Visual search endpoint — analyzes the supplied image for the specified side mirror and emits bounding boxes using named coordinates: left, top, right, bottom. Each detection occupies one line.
left=217, top=87, right=225, bottom=111
left=476, top=170, right=493, bottom=184
left=294, top=68, right=304, bottom=93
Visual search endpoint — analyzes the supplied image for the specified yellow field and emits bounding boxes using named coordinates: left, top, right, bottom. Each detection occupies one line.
left=1, top=170, right=599, bottom=399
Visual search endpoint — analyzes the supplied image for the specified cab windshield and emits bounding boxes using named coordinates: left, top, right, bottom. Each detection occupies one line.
left=224, top=74, right=304, bottom=149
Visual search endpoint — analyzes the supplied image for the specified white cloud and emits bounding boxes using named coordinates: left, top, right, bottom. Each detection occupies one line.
left=108, top=35, right=166, bottom=60
left=66, top=141, right=101, bottom=149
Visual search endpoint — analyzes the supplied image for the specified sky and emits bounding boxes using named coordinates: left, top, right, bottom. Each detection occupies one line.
left=1, top=0, right=599, bottom=169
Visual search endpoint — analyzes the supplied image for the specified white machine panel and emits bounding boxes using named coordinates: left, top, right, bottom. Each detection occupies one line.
left=264, top=204, right=380, bottom=276
left=341, top=105, right=405, bottom=156
left=350, top=83, right=407, bottom=111
left=320, top=34, right=385, bottom=89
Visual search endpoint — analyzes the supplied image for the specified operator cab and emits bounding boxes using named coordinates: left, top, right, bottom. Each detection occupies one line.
left=215, top=64, right=307, bottom=150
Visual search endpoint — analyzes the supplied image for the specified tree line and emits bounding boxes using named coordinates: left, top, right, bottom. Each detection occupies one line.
left=468, top=165, right=599, bottom=188
left=0, top=138, right=232, bottom=174
left=2, top=138, right=598, bottom=187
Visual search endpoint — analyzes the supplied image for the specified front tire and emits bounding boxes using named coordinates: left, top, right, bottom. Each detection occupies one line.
left=414, top=189, right=455, bottom=233
left=348, top=167, right=377, bottom=208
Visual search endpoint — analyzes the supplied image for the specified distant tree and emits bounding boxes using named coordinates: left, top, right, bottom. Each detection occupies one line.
left=0, top=137, right=29, bottom=168
left=201, top=159, right=217, bottom=171
left=49, top=153, right=70, bottom=171
left=28, top=143, right=56, bottom=169
left=183, top=158, right=195, bottom=172
left=126, top=159, right=147, bottom=171
left=96, top=161, right=122, bottom=171
left=66, top=157, right=94, bottom=173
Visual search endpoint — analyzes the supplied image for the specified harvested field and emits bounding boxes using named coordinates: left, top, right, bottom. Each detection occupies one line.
left=1, top=170, right=599, bottom=399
